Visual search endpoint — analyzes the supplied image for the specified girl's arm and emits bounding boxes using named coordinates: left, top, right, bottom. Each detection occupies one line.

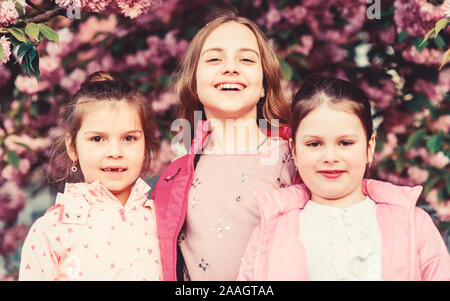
left=237, top=226, right=261, bottom=281
left=415, top=208, right=450, bottom=281
left=19, top=224, right=59, bottom=281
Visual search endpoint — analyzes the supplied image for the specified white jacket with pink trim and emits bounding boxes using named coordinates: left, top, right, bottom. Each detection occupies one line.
left=238, top=179, right=450, bottom=281
left=19, top=178, right=162, bottom=281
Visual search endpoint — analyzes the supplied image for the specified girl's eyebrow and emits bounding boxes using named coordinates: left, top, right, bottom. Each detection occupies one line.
left=200, top=47, right=260, bottom=58
left=301, top=134, right=359, bottom=140
left=83, top=130, right=143, bottom=136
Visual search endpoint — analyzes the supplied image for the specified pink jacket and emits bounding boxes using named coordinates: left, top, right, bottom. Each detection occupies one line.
left=238, top=179, right=450, bottom=281
left=19, top=178, right=163, bottom=281
left=152, top=120, right=293, bottom=280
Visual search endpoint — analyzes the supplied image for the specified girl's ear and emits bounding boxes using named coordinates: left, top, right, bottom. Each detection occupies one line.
left=289, top=138, right=296, bottom=158
left=367, top=134, right=376, bottom=165
left=65, top=133, right=78, bottom=162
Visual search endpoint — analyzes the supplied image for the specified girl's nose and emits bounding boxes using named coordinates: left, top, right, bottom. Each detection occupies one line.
left=221, top=59, right=240, bottom=75
left=322, top=146, right=339, bottom=163
left=106, top=141, right=123, bottom=158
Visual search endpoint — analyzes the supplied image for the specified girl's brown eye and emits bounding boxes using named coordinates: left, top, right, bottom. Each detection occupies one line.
left=91, top=136, right=103, bottom=142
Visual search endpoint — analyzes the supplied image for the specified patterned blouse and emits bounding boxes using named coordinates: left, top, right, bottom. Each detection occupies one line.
left=179, top=137, right=296, bottom=280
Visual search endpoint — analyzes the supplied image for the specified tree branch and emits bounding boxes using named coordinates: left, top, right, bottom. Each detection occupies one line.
left=27, top=8, right=67, bottom=24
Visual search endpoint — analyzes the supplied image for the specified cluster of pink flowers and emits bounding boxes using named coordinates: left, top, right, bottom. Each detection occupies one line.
left=414, top=68, right=450, bottom=106
left=402, top=45, right=445, bottom=67
left=361, top=79, right=396, bottom=110
left=0, top=35, right=11, bottom=65
left=394, top=0, right=448, bottom=37
left=55, top=0, right=162, bottom=19
left=0, top=0, right=20, bottom=26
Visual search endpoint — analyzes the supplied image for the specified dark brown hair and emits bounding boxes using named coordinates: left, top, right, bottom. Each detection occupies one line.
left=48, top=71, right=159, bottom=185
left=291, top=75, right=374, bottom=144
left=175, top=9, right=290, bottom=137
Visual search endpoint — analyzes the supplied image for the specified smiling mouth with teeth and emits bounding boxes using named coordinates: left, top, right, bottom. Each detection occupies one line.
left=216, top=83, right=246, bottom=91
left=102, top=168, right=127, bottom=172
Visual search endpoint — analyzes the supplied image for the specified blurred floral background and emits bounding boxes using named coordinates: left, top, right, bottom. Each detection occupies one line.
left=0, top=0, right=449, bottom=280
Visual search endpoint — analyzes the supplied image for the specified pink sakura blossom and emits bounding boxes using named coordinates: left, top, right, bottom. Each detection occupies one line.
left=0, top=0, right=19, bottom=26
left=296, top=35, right=314, bottom=56
left=306, top=0, right=366, bottom=44
left=0, top=225, right=28, bottom=254
left=76, top=14, right=118, bottom=44
left=394, top=0, right=448, bottom=37
left=374, top=132, right=398, bottom=163
left=281, top=5, right=307, bottom=25
left=414, top=69, right=450, bottom=107
left=426, top=189, right=450, bottom=221
left=3, top=134, right=51, bottom=155
left=433, top=115, right=450, bottom=133
left=407, top=166, right=429, bottom=184
left=361, top=79, right=396, bottom=110
left=60, top=68, right=87, bottom=95
left=46, top=27, right=77, bottom=58
left=428, top=151, right=450, bottom=169
left=0, top=182, right=26, bottom=223
left=402, top=45, right=445, bottom=67
left=14, top=75, right=50, bottom=95
left=0, top=36, right=11, bottom=65
left=152, top=91, right=177, bottom=113
left=0, top=65, right=10, bottom=85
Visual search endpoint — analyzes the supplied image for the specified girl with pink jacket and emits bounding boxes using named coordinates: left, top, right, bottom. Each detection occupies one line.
left=238, top=75, right=450, bottom=281
left=19, top=72, right=162, bottom=281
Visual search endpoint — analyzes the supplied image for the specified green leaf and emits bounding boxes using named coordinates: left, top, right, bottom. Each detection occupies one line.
left=14, top=0, right=25, bottom=17
left=397, top=30, right=409, bottom=43
left=437, top=187, right=446, bottom=202
left=38, top=23, right=59, bottom=43
left=406, top=129, right=427, bottom=150
left=434, top=35, right=446, bottom=50
left=7, top=27, right=27, bottom=42
left=280, top=59, right=293, bottom=81
left=426, top=135, right=441, bottom=155
left=14, top=142, right=31, bottom=150
left=439, top=48, right=450, bottom=70
left=424, top=175, right=440, bottom=195
left=434, top=18, right=449, bottom=37
left=7, top=151, right=20, bottom=168
left=25, top=22, right=40, bottom=40
left=394, top=156, right=403, bottom=173
left=420, top=28, right=435, bottom=46
left=0, top=43, right=3, bottom=60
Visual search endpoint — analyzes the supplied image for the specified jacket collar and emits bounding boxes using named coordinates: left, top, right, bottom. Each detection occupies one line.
left=257, top=179, right=423, bottom=223
left=59, top=177, right=151, bottom=207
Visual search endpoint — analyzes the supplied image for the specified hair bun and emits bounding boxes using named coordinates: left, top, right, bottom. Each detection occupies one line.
left=86, top=71, right=117, bottom=83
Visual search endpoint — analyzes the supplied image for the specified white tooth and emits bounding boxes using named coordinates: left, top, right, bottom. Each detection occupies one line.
left=225, top=84, right=231, bottom=89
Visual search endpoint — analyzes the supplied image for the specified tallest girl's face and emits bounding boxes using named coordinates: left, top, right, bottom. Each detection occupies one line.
left=196, top=21, right=264, bottom=121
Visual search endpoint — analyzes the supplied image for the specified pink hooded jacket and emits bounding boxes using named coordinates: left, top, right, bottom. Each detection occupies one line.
left=152, top=120, right=294, bottom=280
left=19, top=178, right=162, bottom=281
left=237, top=180, right=450, bottom=281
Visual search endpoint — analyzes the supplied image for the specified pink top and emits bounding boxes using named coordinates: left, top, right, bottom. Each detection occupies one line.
left=19, top=178, right=163, bottom=281
left=179, top=137, right=296, bottom=280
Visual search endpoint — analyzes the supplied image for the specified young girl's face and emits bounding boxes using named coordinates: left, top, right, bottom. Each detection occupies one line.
left=196, top=21, right=264, bottom=121
left=66, top=101, right=146, bottom=205
left=292, top=102, right=375, bottom=207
